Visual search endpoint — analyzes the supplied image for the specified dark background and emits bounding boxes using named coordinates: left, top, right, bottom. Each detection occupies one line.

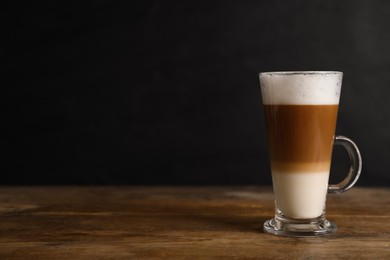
left=2, top=0, right=390, bottom=186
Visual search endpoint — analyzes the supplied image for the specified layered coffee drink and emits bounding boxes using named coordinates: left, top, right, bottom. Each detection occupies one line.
left=260, top=72, right=342, bottom=219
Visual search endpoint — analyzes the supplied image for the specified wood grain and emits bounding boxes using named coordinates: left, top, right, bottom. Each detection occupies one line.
left=0, top=186, right=389, bottom=259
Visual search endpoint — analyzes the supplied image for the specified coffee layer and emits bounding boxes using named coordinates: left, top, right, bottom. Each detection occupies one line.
left=264, top=104, right=338, bottom=173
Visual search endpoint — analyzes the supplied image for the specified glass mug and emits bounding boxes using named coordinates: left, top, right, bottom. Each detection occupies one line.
left=259, top=71, right=362, bottom=237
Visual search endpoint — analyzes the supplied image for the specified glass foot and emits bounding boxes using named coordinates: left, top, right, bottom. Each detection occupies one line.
left=263, top=217, right=337, bottom=237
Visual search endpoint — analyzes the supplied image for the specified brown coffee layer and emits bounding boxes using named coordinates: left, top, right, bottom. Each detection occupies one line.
left=264, top=104, right=338, bottom=173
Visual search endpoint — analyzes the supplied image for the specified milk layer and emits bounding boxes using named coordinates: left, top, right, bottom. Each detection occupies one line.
left=272, top=171, right=329, bottom=219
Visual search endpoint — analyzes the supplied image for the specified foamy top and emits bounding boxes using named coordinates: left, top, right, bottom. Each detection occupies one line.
left=259, top=71, right=342, bottom=105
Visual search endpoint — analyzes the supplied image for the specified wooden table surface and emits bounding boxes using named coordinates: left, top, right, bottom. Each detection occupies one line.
left=0, top=186, right=389, bottom=259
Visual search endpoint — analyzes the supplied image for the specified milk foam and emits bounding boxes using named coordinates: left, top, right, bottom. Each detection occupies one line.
left=259, top=71, right=342, bottom=105
left=272, top=171, right=329, bottom=219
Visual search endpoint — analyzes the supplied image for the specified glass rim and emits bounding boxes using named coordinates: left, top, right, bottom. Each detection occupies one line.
left=259, top=71, right=342, bottom=76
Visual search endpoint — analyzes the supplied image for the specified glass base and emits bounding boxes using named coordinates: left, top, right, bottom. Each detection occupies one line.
left=263, top=215, right=337, bottom=237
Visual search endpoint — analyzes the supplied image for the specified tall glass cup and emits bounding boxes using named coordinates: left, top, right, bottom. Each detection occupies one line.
left=259, top=71, right=362, bottom=237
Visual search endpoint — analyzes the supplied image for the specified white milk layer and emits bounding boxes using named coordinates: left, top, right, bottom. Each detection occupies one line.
left=272, top=171, right=330, bottom=219
left=259, top=71, right=342, bottom=105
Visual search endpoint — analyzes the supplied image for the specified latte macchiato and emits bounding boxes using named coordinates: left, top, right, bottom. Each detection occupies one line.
left=260, top=72, right=341, bottom=219
left=260, top=71, right=362, bottom=237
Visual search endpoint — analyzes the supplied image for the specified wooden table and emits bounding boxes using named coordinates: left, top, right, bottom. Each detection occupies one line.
left=0, top=186, right=389, bottom=259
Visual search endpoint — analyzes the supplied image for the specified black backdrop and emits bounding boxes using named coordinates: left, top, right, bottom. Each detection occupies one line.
left=3, top=0, right=390, bottom=186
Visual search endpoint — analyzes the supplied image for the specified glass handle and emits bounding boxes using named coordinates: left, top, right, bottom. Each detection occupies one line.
left=328, top=135, right=362, bottom=194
